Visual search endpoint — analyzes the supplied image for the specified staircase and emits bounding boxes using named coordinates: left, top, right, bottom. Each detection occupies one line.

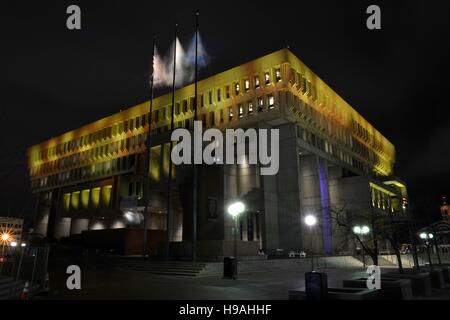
left=116, top=260, right=208, bottom=277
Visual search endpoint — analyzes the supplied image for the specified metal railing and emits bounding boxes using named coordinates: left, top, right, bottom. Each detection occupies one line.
left=0, top=245, right=49, bottom=289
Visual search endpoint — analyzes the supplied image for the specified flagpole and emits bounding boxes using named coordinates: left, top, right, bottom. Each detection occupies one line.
left=142, top=34, right=157, bottom=257
left=165, top=23, right=178, bottom=261
left=192, top=11, right=199, bottom=262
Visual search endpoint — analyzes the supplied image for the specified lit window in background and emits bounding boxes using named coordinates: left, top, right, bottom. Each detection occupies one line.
left=268, top=95, right=275, bottom=109
left=275, top=69, right=282, bottom=82
left=254, top=76, right=260, bottom=88
left=264, top=72, right=270, bottom=85
left=235, top=83, right=240, bottom=95
left=248, top=102, right=253, bottom=114
left=244, top=80, right=250, bottom=92
left=258, top=97, right=264, bottom=111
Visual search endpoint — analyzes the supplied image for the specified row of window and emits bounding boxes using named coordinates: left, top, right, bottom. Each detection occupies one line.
left=33, top=142, right=175, bottom=190
left=62, top=185, right=112, bottom=212
left=297, top=126, right=355, bottom=167
left=370, top=186, right=398, bottom=212
left=33, top=155, right=136, bottom=189
left=351, top=120, right=387, bottom=156
left=30, top=67, right=286, bottom=164
left=31, top=135, right=148, bottom=177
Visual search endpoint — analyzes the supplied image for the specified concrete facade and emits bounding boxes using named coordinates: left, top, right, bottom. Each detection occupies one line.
left=27, top=48, right=407, bottom=258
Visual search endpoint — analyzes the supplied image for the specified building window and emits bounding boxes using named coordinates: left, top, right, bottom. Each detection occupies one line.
left=254, top=76, right=260, bottom=89
left=202, top=114, right=206, bottom=127
left=175, top=103, right=180, bottom=115
left=248, top=101, right=253, bottom=114
left=235, top=83, right=240, bottom=95
left=228, top=107, right=233, bottom=120
left=275, top=69, right=282, bottom=82
left=210, top=111, right=215, bottom=126
left=225, top=86, right=230, bottom=99
left=220, top=109, right=224, bottom=123
left=217, top=89, right=221, bottom=102
left=268, top=94, right=275, bottom=109
left=200, top=94, right=204, bottom=107
left=183, top=100, right=188, bottom=112
left=190, top=97, right=195, bottom=111
left=264, top=72, right=270, bottom=85
left=238, top=104, right=243, bottom=118
left=258, top=97, right=264, bottom=111
left=244, top=79, right=250, bottom=92
left=208, top=91, right=213, bottom=104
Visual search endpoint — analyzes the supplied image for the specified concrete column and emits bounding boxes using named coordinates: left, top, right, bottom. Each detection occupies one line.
left=299, top=154, right=324, bottom=254
left=276, top=124, right=302, bottom=251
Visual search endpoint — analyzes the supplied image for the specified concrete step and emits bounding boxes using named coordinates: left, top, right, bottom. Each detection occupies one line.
left=117, top=261, right=208, bottom=277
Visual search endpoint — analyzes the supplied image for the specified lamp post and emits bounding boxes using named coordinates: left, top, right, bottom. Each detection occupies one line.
left=304, top=214, right=317, bottom=271
left=353, top=225, right=370, bottom=268
left=227, top=201, right=245, bottom=280
left=420, top=232, right=434, bottom=267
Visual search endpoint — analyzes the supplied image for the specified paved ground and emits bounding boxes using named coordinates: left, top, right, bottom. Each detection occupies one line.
left=40, top=257, right=370, bottom=299
left=34, top=250, right=450, bottom=300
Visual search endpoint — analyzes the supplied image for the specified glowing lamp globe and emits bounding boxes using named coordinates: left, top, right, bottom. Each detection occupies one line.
left=228, top=201, right=245, bottom=218
left=304, top=215, right=317, bottom=227
left=361, top=226, right=370, bottom=234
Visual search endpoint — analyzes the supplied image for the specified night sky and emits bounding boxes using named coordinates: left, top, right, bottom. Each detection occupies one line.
left=1, top=0, right=449, bottom=224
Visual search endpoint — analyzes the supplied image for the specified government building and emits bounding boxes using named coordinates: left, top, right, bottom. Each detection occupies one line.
left=27, top=48, right=408, bottom=258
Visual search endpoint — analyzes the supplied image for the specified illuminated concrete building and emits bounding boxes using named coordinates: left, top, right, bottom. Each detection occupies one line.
left=27, top=48, right=407, bottom=257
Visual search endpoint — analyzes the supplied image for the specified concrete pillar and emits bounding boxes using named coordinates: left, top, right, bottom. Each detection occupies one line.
left=299, top=154, right=325, bottom=254
left=276, top=124, right=302, bottom=251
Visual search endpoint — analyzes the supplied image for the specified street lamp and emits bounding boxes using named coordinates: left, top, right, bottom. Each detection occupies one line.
left=227, top=201, right=245, bottom=279
left=1, top=233, right=10, bottom=242
left=419, top=232, right=434, bottom=266
left=304, top=214, right=317, bottom=271
left=353, top=225, right=370, bottom=268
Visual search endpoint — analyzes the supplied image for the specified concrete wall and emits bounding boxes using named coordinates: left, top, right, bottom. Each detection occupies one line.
left=70, top=218, right=89, bottom=235
left=54, top=217, right=71, bottom=239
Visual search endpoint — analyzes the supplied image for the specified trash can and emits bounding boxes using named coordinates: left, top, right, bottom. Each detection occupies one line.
left=223, top=257, right=237, bottom=279
left=305, top=271, right=328, bottom=300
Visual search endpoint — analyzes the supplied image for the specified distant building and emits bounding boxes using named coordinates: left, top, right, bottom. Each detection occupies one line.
left=0, top=217, right=24, bottom=241
left=27, top=48, right=407, bottom=257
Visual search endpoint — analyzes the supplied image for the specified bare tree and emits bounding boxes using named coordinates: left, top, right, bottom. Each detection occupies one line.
left=329, top=204, right=411, bottom=273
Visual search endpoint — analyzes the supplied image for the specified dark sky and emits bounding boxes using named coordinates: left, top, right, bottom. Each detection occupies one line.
left=1, top=0, right=449, bottom=223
